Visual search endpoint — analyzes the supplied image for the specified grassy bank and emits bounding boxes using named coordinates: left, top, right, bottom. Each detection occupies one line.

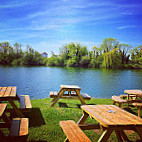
left=2, top=98, right=141, bottom=141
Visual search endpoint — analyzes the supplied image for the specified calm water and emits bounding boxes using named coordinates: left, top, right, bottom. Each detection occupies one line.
left=0, top=66, right=142, bottom=99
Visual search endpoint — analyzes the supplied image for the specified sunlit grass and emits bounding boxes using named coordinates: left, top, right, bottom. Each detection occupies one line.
left=1, top=98, right=141, bottom=142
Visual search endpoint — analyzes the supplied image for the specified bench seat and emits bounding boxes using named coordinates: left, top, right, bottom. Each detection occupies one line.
left=50, top=91, right=91, bottom=100
left=112, top=96, right=127, bottom=107
left=20, top=95, right=32, bottom=111
left=60, top=120, right=91, bottom=142
left=9, top=118, right=29, bottom=141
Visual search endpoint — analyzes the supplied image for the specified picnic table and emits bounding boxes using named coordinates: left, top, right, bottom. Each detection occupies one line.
left=124, top=89, right=142, bottom=98
left=50, top=85, right=91, bottom=107
left=0, top=86, right=24, bottom=117
left=0, top=103, right=11, bottom=128
left=77, top=105, right=142, bottom=142
left=124, top=90, right=142, bottom=107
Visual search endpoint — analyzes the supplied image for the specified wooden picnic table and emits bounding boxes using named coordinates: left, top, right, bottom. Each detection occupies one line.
left=124, top=90, right=142, bottom=98
left=0, top=86, right=24, bottom=117
left=124, top=89, right=142, bottom=107
left=51, top=85, right=89, bottom=106
left=77, top=105, right=142, bottom=142
left=0, top=103, right=11, bottom=128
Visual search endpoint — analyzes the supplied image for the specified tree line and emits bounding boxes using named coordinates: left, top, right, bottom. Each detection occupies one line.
left=0, top=42, right=47, bottom=66
left=47, top=38, right=142, bottom=69
left=0, top=38, right=142, bottom=69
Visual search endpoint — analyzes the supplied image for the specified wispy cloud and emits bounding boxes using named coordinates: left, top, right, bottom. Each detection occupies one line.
left=117, top=25, right=136, bottom=30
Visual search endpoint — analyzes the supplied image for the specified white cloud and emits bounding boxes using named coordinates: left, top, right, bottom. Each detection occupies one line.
left=117, top=25, right=136, bottom=30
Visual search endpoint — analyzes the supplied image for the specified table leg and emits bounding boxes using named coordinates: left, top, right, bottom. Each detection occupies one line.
left=8, top=99, right=24, bottom=117
left=115, top=130, right=123, bottom=142
left=119, top=130, right=129, bottom=141
left=138, top=107, right=141, bottom=117
left=98, top=129, right=113, bottom=142
left=75, top=90, right=86, bottom=105
left=2, top=113, right=11, bottom=123
left=134, top=127, right=142, bottom=140
left=51, top=89, right=65, bottom=107
left=77, top=111, right=89, bottom=124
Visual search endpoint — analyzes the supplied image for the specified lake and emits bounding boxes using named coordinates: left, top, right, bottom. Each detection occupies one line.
left=0, top=66, right=142, bottom=99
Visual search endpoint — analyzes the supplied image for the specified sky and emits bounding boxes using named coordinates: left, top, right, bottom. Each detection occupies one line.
left=0, top=0, right=142, bottom=57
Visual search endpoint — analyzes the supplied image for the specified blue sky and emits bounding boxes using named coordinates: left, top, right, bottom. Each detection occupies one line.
left=0, top=0, right=142, bottom=56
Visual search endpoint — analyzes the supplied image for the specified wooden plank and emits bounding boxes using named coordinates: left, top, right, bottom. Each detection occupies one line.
left=119, top=130, right=129, bottom=141
left=19, top=118, right=29, bottom=136
left=98, top=105, right=142, bottom=126
left=9, top=118, right=21, bottom=136
left=25, top=95, right=32, bottom=108
left=60, top=120, right=91, bottom=142
left=109, top=105, right=142, bottom=125
left=81, top=93, right=91, bottom=99
left=115, top=130, right=123, bottom=142
left=51, top=89, right=65, bottom=106
left=0, top=87, right=7, bottom=97
left=81, top=105, right=113, bottom=127
left=81, top=105, right=142, bottom=128
left=76, top=90, right=86, bottom=105
left=10, top=86, right=17, bottom=97
left=20, top=95, right=26, bottom=109
left=112, top=96, right=127, bottom=103
left=60, top=85, right=81, bottom=90
left=0, top=103, right=7, bottom=116
left=98, top=129, right=113, bottom=142
left=78, top=124, right=100, bottom=130
left=50, top=91, right=58, bottom=98
left=77, top=111, right=89, bottom=124
left=8, top=99, right=24, bottom=117
left=3, top=87, right=12, bottom=97
left=124, top=90, right=142, bottom=97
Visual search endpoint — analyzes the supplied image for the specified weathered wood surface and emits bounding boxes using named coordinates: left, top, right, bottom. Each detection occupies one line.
left=112, top=96, right=127, bottom=103
left=60, top=120, right=91, bottom=142
left=0, top=86, right=17, bottom=99
left=60, top=85, right=81, bottom=90
left=124, top=90, right=142, bottom=97
left=20, top=95, right=32, bottom=109
left=81, top=105, right=142, bottom=128
left=9, top=118, right=29, bottom=137
left=0, top=103, right=7, bottom=116
left=112, top=96, right=127, bottom=107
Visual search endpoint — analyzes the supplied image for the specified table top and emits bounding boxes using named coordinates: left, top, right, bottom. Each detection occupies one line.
left=0, top=86, right=17, bottom=98
left=0, top=103, right=7, bottom=116
left=60, top=85, right=81, bottom=90
left=124, top=90, right=142, bottom=97
left=81, top=105, right=142, bottom=128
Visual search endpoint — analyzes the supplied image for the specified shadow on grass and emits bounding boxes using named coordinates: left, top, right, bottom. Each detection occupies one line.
left=58, top=102, right=69, bottom=108
left=9, top=108, right=46, bottom=127
left=58, top=102, right=96, bottom=109
left=25, top=108, right=46, bottom=127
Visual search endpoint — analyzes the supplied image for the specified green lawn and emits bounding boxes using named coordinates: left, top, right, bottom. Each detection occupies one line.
left=1, top=98, right=141, bottom=141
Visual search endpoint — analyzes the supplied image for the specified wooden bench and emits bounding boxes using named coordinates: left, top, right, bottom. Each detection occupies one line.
left=60, top=120, right=91, bottom=142
left=9, top=118, right=29, bottom=141
left=132, top=103, right=142, bottom=117
left=112, top=96, right=127, bottom=107
left=50, top=91, right=91, bottom=100
left=20, top=95, right=32, bottom=111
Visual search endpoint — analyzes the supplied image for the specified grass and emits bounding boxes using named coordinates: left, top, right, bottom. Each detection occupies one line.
left=1, top=98, right=142, bottom=142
